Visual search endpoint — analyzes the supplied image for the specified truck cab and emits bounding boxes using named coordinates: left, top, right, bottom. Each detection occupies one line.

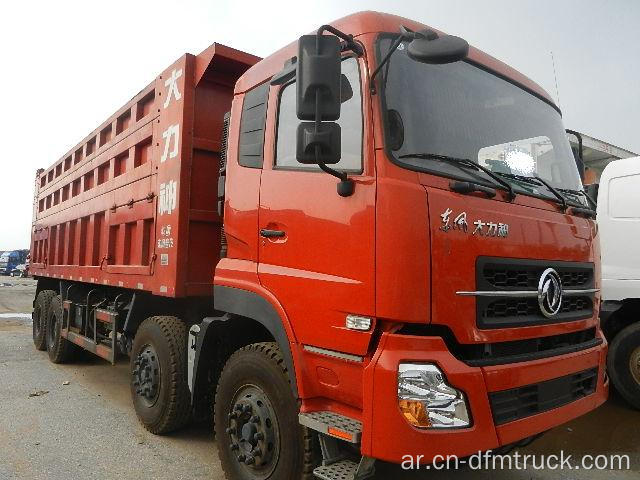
left=0, top=250, right=23, bottom=275
left=597, top=156, right=640, bottom=409
left=209, top=10, right=607, bottom=476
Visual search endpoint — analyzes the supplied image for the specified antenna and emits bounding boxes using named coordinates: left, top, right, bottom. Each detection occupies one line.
left=550, top=51, right=561, bottom=108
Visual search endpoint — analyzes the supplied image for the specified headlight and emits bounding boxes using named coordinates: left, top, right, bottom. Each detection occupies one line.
left=397, top=363, right=470, bottom=428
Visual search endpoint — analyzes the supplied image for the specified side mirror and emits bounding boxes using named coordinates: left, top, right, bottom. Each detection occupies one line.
left=296, top=123, right=341, bottom=164
left=295, top=34, right=343, bottom=166
left=296, top=35, right=342, bottom=121
left=407, top=30, right=469, bottom=64
left=295, top=31, right=353, bottom=197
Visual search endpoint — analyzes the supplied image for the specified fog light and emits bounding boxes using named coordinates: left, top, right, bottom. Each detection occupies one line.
left=398, top=363, right=470, bottom=428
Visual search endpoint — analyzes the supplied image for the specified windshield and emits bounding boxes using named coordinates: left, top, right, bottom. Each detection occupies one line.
left=378, top=36, right=583, bottom=195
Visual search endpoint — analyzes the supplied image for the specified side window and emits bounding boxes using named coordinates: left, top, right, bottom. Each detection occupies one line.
left=276, top=57, right=363, bottom=171
left=238, top=83, right=269, bottom=168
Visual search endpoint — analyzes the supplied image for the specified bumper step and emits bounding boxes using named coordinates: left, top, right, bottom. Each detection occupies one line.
left=314, top=457, right=375, bottom=480
left=299, top=411, right=362, bottom=443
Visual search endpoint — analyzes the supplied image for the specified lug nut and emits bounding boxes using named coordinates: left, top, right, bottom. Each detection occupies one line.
left=253, top=432, right=264, bottom=441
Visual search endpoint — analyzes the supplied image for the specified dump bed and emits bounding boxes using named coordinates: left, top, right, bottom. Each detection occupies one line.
left=30, top=44, right=259, bottom=297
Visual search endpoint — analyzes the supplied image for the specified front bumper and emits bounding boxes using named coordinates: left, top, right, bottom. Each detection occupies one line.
left=361, top=330, right=608, bottom=464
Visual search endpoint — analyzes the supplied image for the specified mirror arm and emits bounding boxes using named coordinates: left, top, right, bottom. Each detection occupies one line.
left=369, top=27, right=417, bottom=94
left=312, top=89, right=354, bottom=197
left=317, top=25, right=363, bottom=55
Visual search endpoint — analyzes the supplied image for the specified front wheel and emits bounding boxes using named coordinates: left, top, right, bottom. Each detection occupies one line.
left=214, top=342, right=317, bottom=480
left=608, top=323, right=640, bottom=410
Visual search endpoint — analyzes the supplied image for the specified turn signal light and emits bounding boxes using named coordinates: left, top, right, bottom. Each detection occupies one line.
left=399, top=399, right=431, bottom=428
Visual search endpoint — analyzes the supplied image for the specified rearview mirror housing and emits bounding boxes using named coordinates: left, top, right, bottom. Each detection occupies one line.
left=407, top=30, right=469, bottom=64
left=296, top=35, right=342, bottom=121
left=296, top=122, right=341, bottom=164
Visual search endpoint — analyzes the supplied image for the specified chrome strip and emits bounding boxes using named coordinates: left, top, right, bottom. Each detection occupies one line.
left=456, top=288, right=599, bottom=297
left=303, top=345, right=364, bottom=363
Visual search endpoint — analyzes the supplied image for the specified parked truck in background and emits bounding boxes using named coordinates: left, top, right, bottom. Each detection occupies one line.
left=29, top=12, right=607, bottom=480
left=596, top=156, right=640, bottom=410
left=0, top=249, right=28, bottom=275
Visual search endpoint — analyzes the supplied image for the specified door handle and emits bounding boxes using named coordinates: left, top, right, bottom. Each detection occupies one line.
left=260, top=229, right=286, bottom=238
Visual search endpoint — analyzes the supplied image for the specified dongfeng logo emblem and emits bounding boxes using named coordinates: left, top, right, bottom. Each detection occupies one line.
left=537, top=268, right=563, bottom=318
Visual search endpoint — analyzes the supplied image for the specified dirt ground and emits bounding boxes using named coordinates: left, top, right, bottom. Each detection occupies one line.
left=0, top=276, right=37, bottom=314
left=0, top=277, right=638, bottom=479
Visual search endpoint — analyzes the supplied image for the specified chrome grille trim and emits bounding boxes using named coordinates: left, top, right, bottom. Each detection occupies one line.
left=457, top=288, right=599, bottom=297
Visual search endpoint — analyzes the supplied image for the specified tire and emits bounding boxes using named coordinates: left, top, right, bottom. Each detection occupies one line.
left=33, top=290, right=55, bottom=351
left=608, top=322, right=640, bottom=410
left=46, top=295, right=76, bottom=363
left=130, top=316, right=191, bottom=434
left=214, top=342, right=317, bottom=480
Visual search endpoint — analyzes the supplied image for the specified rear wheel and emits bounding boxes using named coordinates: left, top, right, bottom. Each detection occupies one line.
left=33, top=290, right=55, bottom=351
left=214, top=342, right=317, bottom=480
left=46, top=295, right=76, bottom=363
left=130, top=316, right=191, bottom=434
left=608, top=322, right=640, bottom=410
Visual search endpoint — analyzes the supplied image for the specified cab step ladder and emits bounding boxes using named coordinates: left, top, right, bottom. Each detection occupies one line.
left=299, top=411, right=375, bottom=480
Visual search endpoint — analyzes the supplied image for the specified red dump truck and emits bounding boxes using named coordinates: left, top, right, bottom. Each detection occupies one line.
left=30, top=11, right=607, bottom=480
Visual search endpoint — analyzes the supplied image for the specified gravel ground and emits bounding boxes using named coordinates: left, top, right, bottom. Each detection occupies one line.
left=0, top=277, right=638, bottom=479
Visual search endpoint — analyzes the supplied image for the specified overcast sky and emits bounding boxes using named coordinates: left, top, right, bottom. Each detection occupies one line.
left=1, top=0, right=638, bottom=250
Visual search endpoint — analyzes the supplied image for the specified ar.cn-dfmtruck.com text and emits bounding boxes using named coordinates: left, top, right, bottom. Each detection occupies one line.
left=401, top=450, right=631, bottom=471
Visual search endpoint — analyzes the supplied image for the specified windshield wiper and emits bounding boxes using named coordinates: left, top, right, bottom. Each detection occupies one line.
left=495, top=172, right=598, bottom=217
left=493, top=171, right=568, bottom=210
left=557, top=188, right=597, bottom=218
left=531, top=175, right=568, bottom=211
left=558, top=187, right=597, bottom=210
left=398, top=153, right=516, bottom=200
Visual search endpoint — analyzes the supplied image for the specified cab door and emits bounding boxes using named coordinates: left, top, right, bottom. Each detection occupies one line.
left=258, top=57, right=375, bottom=355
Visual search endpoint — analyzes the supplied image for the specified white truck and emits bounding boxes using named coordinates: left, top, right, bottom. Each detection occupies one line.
left=597, top=156, right=640, bottom=409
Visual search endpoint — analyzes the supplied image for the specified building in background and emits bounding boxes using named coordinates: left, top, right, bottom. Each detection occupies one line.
left=567, top=131, right=637, bottom=184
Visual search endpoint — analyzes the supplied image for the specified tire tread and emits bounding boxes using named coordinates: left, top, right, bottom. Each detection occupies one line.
left=135, top=316, right=191, bottom=434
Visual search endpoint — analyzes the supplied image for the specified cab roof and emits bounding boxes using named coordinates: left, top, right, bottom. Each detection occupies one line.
left=235, top=11, right=555, bottom=107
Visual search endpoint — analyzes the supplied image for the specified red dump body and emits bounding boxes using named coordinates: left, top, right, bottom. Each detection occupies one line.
left=30, top=44, right=258, bottom=297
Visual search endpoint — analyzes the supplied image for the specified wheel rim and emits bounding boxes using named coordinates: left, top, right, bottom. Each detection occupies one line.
left=133, top=344, right=161, bottom=407
left=226, top=384, right=280, bottom=479
left=630, top=346, right=640, bottom=385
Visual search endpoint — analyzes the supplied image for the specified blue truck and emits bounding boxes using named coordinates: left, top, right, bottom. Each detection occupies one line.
left=0, top=249, right=28, bottom=275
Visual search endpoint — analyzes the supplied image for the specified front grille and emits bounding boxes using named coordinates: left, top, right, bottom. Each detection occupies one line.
left=489, top=368, right=598, bottom=425
left=485, top=296, right=592, bottom=319
left=457, top=327, right=601, bottom=366
left=476, top=257, right=595, bottom=329
left=484, top=268, right=591, bottom=289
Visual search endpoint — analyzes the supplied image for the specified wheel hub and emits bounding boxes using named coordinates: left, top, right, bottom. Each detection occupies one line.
left=226, top=386, right=279, bottom=476
left=133, top=345, right=160, bottom=406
